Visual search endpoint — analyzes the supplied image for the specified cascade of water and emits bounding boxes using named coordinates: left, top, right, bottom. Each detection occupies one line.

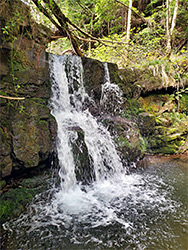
left=4, top=55, right=184, bottom=250
left=49, top=55, right=124, bottom=189
left=100, top=62, right=123, bottom=114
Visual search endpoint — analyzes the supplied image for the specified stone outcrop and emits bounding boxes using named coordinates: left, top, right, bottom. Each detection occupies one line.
left=119, top=66, right=188, bottom=97
left=101, top=115, right=145, bottom=166
left=0, top=0, right=56, bottom=183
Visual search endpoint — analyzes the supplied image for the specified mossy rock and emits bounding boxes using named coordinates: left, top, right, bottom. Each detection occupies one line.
left=118, top=68, right=137, bottom=84
left=0, top=180, right=6, bottom=190
left=0, top=120, right=12, bottom=177
left=180, top=93, right=188, bottom=114
left=152, top=144, right=179, bottom=154
left=102, top=116, right=145, bottom=164
left=122, top=98, right=143, bottom=119
left=147, top=125, right=187, bottom=154
left=138, top=112, right=156, bottom=136
left=10, top=98, right=56, bottom=170
left=0, top=187, right=36, bottom=224
left=0, top=171, right=52, bottom=224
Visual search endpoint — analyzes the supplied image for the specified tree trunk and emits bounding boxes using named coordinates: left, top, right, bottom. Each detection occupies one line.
left=123, top=0, right=132, bottom=64
left=126, top=0, right=132, bottom=42
left=32, top=0, right=83, bottom=56
left=166, top=0, right=171, bottom=56
left=171, top=0, right=179, bottom=35
left=166, top=0, right=179, bottom=57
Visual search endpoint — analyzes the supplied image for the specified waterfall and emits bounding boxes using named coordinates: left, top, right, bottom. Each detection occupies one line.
left=44, top=55, right=174, bottom=232
left=100, top=62, right=123, bottom=114
left=49, top=55, right=124, bottom=190
left=5, top=54, right=183, bottom=250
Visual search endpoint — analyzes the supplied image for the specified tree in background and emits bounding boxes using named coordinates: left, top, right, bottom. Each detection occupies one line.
left=166, top=0, right=179, bottom=56
left=22, top=0, right=187, bottom=66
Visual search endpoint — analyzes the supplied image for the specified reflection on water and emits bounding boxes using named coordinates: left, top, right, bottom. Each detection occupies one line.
left=4, top=158, right=188, bottom=250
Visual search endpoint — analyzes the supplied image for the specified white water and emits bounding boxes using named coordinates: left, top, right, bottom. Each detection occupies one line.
left=50, top=55, right=124, bottom=190
left=100, top=62, right=123, bottom=114
left=5, top=55, right=187, bottom=250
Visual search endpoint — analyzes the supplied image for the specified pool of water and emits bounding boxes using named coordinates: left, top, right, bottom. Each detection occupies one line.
left=3, top=157, right=188, bottom=250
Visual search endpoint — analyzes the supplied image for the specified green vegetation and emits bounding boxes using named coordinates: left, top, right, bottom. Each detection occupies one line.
left=0, top=172, right=52, bottom=224
left=0, top=186, right=36, bottom=224
left=1, top=0, right=187, bottom=80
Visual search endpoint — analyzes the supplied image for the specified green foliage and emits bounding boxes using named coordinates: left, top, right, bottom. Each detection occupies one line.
left=25, top=0, right=188, bottom=61
left=1, top=6, right=25, bottom=42
left=47, top=37, right=72, bottom=54
left=121, top=99, right=144, bottom=119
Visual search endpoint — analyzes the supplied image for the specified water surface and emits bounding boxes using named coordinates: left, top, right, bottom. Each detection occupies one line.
left=4, top=158, right=188, bottom=250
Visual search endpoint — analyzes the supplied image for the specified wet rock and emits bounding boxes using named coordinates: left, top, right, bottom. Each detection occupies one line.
left=0, top=117, right=12, bottom=178
left=0, top=0, right=56, bottom=180
left=0, top=48, right=9, bottom=77
left=138, top=112, right=156, bottom=136
left=82, top=57, right=104, bottom=101
left=11, top=99, right=57, bottom=169
left=0, top=180, right=6, bottom=190
left=101, top=115, right=145, bottom=165
left=0, top=169, right=53, bottom=224
left=70, top=127, right=95, bottom=185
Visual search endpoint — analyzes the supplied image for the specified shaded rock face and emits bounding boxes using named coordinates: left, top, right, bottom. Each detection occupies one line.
left=81, top=57, right=105, bottom=116
left=140, top=94, right=188, bottom=154
left=0, top=0, right=56, bottom=180
left=0, top=85, right=57, bottom=179
left=118, top=67, right=188, bottom=98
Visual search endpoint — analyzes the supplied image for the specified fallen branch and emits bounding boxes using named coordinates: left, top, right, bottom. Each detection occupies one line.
left=0, top=95, right=25, bottom=100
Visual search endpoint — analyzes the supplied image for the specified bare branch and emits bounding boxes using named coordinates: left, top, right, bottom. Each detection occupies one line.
left=0, top=95, right=25, bottom=100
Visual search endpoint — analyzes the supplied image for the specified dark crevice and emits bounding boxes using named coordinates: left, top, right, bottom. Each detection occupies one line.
left=141, top=86, right=178, bottom=97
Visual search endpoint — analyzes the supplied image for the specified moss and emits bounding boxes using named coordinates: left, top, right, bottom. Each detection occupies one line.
left=153, top=145, right=178, bottom=154
left=139, top=94, right=171, bottom=114
left=180, top=93, right=188, bottom=114
left=139, top=136, right=147, bottom=153
left=0, top=171, right=52, bottom=224
left=167, top=128, right=178, bottom=135
left=117, top=135, right=132, bottom=149
left=0, top=127, right=8, bottom=143
left=0, top=187, right=36, bottom=224
left=176, top=140, right=185, bottom=147
left=0, top=180, right=6, bottom=190
left=161, top=133, right=181, bottom=142
left=122, top=98, right=143, bottom=118
left=11, top=48, right=33, bottom=69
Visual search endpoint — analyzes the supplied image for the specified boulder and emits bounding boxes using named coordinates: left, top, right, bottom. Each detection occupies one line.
left=101, top=115, right=145, bottom=165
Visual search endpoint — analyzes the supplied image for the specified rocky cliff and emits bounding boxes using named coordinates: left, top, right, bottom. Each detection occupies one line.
left=0, top=0, right=56, bottom=185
